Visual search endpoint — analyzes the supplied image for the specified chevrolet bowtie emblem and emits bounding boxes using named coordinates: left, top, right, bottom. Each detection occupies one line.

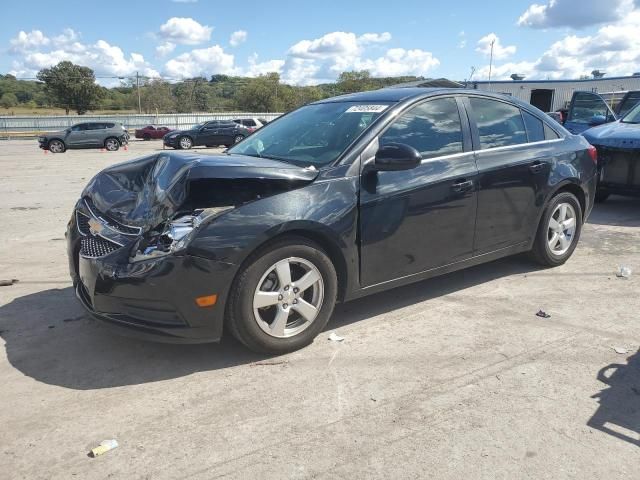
left=88, top=217, right=104, bottom=236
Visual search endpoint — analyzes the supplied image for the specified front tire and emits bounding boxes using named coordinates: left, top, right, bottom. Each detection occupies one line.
left=48, top=139, right=65, bottom=153
left=227, top=238, right=338, bottom=354
left=233, top=134, right=244, bottom=144
left=104, top=137, right=120, bottom=151
left=530, top=191, right=582, bottom=267
left=179, top=136, right=193, bottom=149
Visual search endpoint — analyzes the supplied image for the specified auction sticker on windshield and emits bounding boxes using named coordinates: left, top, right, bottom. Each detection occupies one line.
left=345, top=105, right=389, bottom=113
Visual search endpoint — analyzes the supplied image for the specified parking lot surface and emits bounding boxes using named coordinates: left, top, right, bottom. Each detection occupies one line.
left=0, top=139, right=639, bottom=479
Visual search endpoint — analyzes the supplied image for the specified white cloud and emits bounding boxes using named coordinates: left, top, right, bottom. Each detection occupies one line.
left=476, top=33, right=516, bottom=60
left=9, top=30, right=50, bottom=53
left=353, top=48, right=440, bottom=77
left=358, top=32, right=392, bottom=45
left=244, top=53, right=284, bottom=76
left=164, top=45, right=235, bottom=78
left=518, top=0, right=635, bottom=28
left=7, top=29, right=159, bottom=82
left=229, top=30, right=247, bottom=47
left=458, top=30, right=466, bottom=49
left=288, top=32, right=361, bottom=59
left=158, top=17, right=212, bottom=45
left=478, top=9, right=640, bottom=80
left=156, top=41, right=176, bottom=57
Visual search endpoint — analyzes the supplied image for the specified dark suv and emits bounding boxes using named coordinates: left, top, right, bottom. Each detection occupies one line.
left=163, top=120, right=250, bottom=149
left=38, top=122, right=128, bottom=153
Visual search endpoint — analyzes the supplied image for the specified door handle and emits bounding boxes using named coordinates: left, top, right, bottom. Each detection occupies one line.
left=451, top=179, right=474, bottom=192
left=529, top=161, right=545, bottom=174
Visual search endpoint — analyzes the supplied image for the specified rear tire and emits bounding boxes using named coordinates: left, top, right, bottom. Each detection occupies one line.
left=529, top=191, right=582, bottom=267
left=227, top=238, right=338, bottom=354
left=104, top=137, right=120, bottom=151
left=233, top=134, right=244, bottom=144
left=143, top=133, right=151, bottom=141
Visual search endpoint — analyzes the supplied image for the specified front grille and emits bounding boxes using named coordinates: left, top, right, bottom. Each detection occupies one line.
left=84, top=198, right=141, bottom=236
left=80, top=236, right=120, bottom=258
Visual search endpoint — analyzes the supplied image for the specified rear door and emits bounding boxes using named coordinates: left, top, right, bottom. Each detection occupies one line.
left=564, top=91, right=616, bottom=134
left=85, top=123, right=106, bottom=147
left=359, top=96, right=478, bottom=286
left=465, top=96, right=554, bottom=253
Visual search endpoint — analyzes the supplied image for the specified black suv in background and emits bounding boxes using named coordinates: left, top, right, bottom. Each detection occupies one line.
left=163, top=120, right=250, bottom=149
left=38, top=122, right=128, bottom=153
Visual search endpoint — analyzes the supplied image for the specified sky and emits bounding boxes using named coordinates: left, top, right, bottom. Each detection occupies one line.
left=1, top=0, right=640, bottom=86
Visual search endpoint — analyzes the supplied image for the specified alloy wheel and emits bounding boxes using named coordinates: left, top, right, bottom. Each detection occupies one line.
left=105, top=138, right=119, bottom=151
left=234, top=135, right=244, bottom=144
left=49, top=141, right=64, bottom=153
left=547, top=202, right=577, bottom=256
left=180, top=137, right=192, bottom=149
left=253, top=257, right=324, bottom=338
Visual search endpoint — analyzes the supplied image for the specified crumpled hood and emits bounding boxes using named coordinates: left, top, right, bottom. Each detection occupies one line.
left=81, top=151, right=318, bottom=231
left=582, top=121, right=640, bottom=149
left=42, top=129, right=68, bottom=138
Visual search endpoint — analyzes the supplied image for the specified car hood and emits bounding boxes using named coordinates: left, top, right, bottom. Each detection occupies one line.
left=81, top=152, right=318, bottom=231
left=582, top=121, right=640, bottom=149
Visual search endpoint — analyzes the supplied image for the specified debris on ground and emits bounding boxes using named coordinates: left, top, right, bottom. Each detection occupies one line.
left=0, top=279, right=19, bottom=287
left=89, top=439, right=118, bottom=458
left=535, top=310, right=551, bottom=319
left=328, top=332, right=345, bottom=342
left=250, top=360, right=289, bottom=367
left=612, top=346, right=628, bottom=355
left=616, top=266, right=632, bottom=279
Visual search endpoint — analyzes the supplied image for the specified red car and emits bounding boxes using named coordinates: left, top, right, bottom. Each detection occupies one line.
left=135, top=125, right=174, bottom=140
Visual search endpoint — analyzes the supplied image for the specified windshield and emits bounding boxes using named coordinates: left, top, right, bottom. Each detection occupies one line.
left=621, top=102, right=640, bottom=124
left=228, top=102, right=392, bottom=166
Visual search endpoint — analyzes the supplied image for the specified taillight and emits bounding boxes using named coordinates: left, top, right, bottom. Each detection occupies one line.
left=587, top=145, right=597, bottom=164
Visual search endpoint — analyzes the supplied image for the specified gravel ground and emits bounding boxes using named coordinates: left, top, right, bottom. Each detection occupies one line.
left=0, top=139, right=638, bottom=479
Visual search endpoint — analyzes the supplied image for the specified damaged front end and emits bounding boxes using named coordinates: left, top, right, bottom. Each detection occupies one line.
left=67, top=151, right=318, bottom=342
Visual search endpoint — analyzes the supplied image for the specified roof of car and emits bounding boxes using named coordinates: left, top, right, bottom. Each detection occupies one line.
left=312, top=87, right=526, bottom=104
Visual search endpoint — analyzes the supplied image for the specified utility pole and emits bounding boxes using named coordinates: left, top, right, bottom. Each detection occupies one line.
left=488, top=39, right=495, bottom=89
left=136, top=71, right=141, bottom=114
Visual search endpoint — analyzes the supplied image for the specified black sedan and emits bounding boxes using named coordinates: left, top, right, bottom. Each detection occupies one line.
left=67, top=88, right=597, bottom=354
left=163, top=120, right=250, bottom=149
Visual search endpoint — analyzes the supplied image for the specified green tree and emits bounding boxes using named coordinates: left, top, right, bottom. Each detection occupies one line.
left=36, top=61, right=103, bottom=114
left=0, top=92, right=18, bottom=109
left=140, top=79, right=174, bottom=113
left=336, top=70, right=375, bottom=94
left=235, top=73, right=281, bottom=112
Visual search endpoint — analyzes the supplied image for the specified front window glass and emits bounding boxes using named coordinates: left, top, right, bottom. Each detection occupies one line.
left=469, top=98, right=527, bottom=149
left=228, top=102, right=392, bottom=167
left=621, top=102, right=640, bottom=124
left=380, top=98, right=463, bottom=159
left=567, top=93, right=613, bottom=124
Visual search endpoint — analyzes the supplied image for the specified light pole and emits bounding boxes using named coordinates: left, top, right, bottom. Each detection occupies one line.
left=136, top=71, right=141, bottom=114
left=488, top=39, right=495, bottom=89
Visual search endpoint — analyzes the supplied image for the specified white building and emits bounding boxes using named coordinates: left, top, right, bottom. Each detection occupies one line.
left=469, top=75, right=640, bottom=112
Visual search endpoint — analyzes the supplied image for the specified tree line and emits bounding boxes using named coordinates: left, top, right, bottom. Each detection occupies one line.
left=0, top=61, right=423, bottom=115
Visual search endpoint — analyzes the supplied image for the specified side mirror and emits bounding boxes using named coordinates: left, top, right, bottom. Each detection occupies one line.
left=589, top=114, right=607, bottom=126
left=373, top=143, right=422, bottom=171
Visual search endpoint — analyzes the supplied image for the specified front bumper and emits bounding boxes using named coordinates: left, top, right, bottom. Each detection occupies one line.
left=595, top=145, right=640, bottom=197
left=67, top=208, right=236, bottom=343
left=163, top=136, right=179, bottom=147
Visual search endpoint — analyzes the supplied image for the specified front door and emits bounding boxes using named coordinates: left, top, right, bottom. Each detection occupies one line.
left=66, top=123, right=89, bottom=146
left=359, top=96, right=478, bottom=287
left=198, top=122, right=219, bottom=145
left=465, top=96, right=552, bottom=253
left=564, top=91, right=616, bottom=134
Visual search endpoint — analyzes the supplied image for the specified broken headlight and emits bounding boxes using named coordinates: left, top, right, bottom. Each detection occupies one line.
left=130, top=206, right=233, bottom=262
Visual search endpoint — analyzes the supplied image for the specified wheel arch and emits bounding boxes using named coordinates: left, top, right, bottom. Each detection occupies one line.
left=546, top=180, right=586, bottom=219
left=230, top=226, right=350, bottom=303
left=46, top=137, right=66, bottom=147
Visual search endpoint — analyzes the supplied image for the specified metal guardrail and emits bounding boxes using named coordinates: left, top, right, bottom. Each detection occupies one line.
left=0, top=112, right=283, bottom=139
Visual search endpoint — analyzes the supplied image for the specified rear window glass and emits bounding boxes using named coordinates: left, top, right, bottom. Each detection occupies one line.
left=522, top=111, right=545, bottom=142
left=617, top=92, right=640, bottom=117
left=469, top=98, right=527, bottom=149
left=544, top=124, right=560, bottom=139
